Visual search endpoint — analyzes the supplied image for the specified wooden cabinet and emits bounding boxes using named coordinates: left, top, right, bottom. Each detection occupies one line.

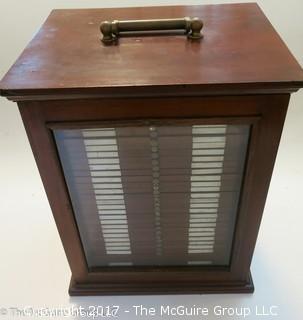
left=1, top=3, right=303, bottom=295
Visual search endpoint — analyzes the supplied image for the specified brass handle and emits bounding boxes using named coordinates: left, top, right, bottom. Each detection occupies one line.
left=100, top=17, right=203, bottom=44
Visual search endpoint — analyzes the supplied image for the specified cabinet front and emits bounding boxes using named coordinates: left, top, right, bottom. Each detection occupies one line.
left=18, top=94, right=288, bottom=293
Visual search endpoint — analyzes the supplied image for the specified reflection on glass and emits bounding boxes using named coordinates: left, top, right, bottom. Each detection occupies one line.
left=54, top=124, right=249, bottom=268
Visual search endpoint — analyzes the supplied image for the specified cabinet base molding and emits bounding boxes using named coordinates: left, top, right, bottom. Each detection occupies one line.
left=69, top=273, right=254, bottom=296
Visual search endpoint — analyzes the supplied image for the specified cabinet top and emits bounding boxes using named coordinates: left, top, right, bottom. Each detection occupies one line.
left=1, top=3, right=303, bottom=100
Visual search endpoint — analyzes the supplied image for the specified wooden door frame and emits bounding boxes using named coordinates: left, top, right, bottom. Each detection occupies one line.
left=18, top=94, right=290, bottom=294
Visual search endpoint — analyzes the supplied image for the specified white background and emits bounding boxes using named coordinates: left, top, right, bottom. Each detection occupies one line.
left=0, top=0, right=302, bottom=319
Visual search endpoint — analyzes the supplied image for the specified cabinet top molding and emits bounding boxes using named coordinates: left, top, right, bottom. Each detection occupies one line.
left=1, top=3, right=303, bottom=100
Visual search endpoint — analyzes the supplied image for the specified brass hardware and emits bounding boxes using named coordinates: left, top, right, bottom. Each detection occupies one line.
left=100, top=17, right=203, bottom=44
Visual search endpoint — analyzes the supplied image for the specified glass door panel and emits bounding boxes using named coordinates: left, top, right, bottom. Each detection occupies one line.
left=54, top=124, right=250, bottom=268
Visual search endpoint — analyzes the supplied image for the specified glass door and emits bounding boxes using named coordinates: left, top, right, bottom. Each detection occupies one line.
left=54, top=123, right=250, bottom=268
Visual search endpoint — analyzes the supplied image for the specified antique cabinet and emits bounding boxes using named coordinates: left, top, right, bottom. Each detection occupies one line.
left=1, top=3, right=303, bottom=295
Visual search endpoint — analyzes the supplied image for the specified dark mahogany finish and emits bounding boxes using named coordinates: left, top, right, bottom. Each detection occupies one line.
left=1, top=4, right=303, bottom=295
left=1, top=3, right=303, bottom=100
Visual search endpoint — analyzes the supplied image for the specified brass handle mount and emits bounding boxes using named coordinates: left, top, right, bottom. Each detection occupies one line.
left=100, top=17, right=203, bottom=44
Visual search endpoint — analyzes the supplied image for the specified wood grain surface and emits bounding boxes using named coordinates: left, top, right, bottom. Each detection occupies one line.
left=1, top=3, right=303, bottom=99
